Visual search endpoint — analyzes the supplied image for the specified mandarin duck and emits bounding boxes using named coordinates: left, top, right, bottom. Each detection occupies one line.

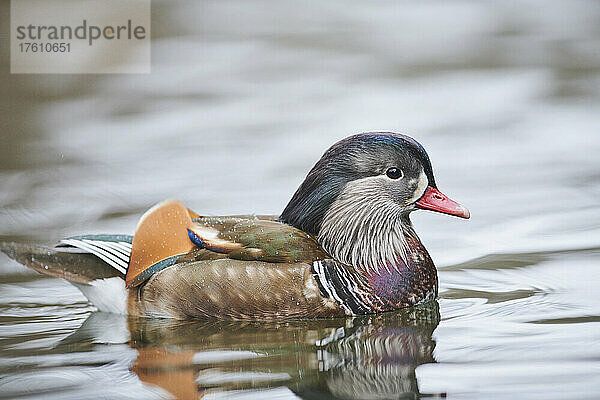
left=0, top=132, right=469, bottom=320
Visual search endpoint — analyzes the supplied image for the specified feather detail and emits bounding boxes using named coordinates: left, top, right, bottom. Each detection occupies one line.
left=317, top=175, right=416, bottom=275
left=311, top=260, right=374, bottom=315
left=311, top=255, right=437, bottom=315
left=187, top=224, right=244, bottom=253
left=60, top=238, right=130, bottom=275
left=126, top=200, right=196, bottom=287
left=72, top=277, right=128, bottom=314
left=187, top=216, right=328, bottom=263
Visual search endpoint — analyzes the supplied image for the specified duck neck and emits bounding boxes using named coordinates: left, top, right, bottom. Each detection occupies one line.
left=364, top=224, right=438, bottom=308
left=318, top=211, right=438, bottom=309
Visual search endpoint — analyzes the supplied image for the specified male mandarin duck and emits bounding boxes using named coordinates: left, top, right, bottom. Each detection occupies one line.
left=0, top=132, right=469, bottom=320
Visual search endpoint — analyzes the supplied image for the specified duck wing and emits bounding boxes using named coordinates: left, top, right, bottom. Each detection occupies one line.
left=188, top=216, right=329, bottom=263
left=125, top=200, right=329, bottom=287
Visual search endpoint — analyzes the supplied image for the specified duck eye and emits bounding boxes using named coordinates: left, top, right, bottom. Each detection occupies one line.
left=386, top=167, right=403, bottom=179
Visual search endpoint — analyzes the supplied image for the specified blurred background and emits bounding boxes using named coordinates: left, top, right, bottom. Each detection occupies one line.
left=1, top=1, right=599, bottom=399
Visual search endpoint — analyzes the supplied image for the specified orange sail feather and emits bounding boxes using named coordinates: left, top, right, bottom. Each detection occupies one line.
left=126, top=200, right=196, bottom=287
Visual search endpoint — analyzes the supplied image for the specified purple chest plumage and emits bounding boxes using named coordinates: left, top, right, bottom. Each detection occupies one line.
left=312, top=237, right=438, bottom=315
left=366, top=239, right=437, bottom=310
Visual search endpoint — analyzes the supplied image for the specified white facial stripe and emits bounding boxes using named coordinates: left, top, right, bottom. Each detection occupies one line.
left=318, top=175, right=416, bottom=274
left=406, top=169, right=428, bottom=205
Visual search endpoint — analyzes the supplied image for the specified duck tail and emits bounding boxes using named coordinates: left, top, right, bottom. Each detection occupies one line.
left=0, top=200, right=198, bottom=312
left=0, top=239, right=131, bottom=314
left=0, top=200, right=198, bottom=287
left=0, top=239, right=129, bottom=284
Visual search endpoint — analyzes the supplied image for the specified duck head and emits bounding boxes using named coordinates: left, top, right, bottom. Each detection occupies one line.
left=280, top=132, right=469, bottom=272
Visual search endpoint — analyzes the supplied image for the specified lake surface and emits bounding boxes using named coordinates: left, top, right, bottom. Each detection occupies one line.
left=1, top=1, right=600, bottom=399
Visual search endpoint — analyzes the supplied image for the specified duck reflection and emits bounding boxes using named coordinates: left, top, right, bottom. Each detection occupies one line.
left=123, top=301, right=440, bottom=399
left=317, top=306, right=438, bottom=399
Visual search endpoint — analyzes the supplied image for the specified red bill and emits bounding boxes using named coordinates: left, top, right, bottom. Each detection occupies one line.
left=416, top=187, right=470, bottom=219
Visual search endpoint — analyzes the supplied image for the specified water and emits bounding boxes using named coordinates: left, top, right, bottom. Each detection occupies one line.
left=1, top=0, right=600, bottom=398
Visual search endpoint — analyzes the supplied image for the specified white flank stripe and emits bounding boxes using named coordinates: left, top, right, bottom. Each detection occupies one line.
left=77, top=240, right=128, bottom=272
left=314, top=262, right=333, bottom=299
left=87, top=240, right=130, bottom=262
left=96, top=240, right=131, bottom=256
left=61, top=239, right=127, bottom=274
left=118, top=241, right=133, bottom=250
left=112, top=241, right=133, bottom=254
left=339, top=268, right=370, bottom=310
left=314, top=261, right=352, bottom=315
